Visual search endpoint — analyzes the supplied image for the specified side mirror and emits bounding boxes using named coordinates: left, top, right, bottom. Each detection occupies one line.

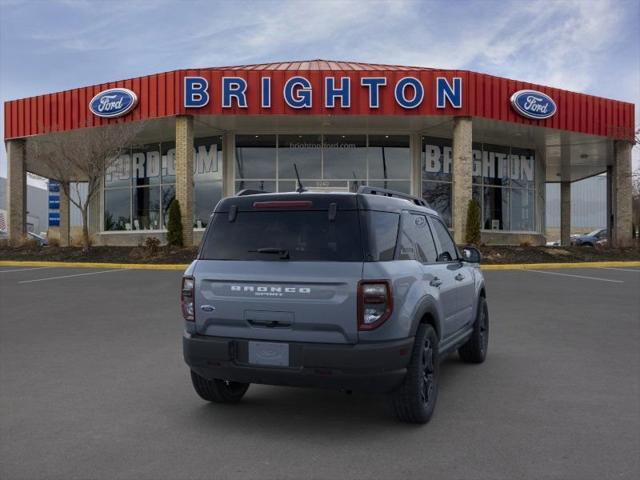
left=461, top=246, right=481, bottom=264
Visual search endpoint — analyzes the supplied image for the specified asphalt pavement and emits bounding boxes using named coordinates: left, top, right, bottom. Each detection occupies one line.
left=1, top=265, right=639, bottom=480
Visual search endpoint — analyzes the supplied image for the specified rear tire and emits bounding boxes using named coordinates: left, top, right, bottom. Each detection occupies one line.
left=390, top=324, right=439, bottom=424
left=458, top=296, right=489, bottom=363
left=190, top=370, right=249, bottom=403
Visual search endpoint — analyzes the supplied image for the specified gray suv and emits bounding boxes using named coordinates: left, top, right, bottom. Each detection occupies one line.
left=182, top=187, right=488, bottom=423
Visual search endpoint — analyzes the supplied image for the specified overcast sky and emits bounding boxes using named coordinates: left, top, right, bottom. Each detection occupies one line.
left=1, top=0, right=638, bottom=180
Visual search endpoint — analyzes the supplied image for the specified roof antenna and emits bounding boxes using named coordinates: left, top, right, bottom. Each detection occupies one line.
left=293, top=163, right=307, bottom=193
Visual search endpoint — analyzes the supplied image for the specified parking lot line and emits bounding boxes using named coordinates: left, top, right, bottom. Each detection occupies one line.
left=599, top=267, right=640, bottom=273
left=18, top=269, right=126, bottom=284
left=526, top=269, right=624, bottom=283
left=0, top=266, right=55, bottom=273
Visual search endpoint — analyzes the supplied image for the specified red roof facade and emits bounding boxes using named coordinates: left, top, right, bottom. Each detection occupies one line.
left=3, top=59, right=635, bottom=141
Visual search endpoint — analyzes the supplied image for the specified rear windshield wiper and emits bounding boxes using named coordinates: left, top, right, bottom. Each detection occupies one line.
left=248, top=247, right=290, bottom=259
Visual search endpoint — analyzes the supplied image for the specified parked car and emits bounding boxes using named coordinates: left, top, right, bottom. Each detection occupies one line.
left=181, top=186, right=488, bottom=424
left=572, top=228, right=607, bottom=247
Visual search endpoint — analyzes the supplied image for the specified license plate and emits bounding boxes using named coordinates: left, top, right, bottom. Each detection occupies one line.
left=248, top=341, right=289, bottom=367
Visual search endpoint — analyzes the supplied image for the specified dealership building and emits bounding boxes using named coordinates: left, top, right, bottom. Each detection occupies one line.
left=3, top=60, right=635, bottom=246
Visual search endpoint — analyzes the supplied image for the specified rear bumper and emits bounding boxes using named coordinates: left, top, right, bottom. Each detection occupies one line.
left=183, top=333, right=414, bottom=393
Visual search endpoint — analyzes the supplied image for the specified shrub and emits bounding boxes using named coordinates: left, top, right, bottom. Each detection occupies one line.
left=166, top=199, right=183, bottom=247
left=144, top=236, right=161, bottom=256
left=465, top=199, right=482, bottom=245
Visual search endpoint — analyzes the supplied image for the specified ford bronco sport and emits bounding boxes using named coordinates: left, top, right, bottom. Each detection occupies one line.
left=182, top=186, right=488, bottom=423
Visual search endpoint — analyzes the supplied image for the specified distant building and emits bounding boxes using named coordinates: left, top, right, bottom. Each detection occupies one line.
left=0, top=177, right=48, bottom=234
left=546, top=175, right=607, bottom=233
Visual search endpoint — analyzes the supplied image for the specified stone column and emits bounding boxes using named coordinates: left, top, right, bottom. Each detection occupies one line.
left=560, top=181, right=571, bottom=246
left=611, top=141, right=633, bottom=247
left=452, top=117, right=473, bottom=244
left=222, top=133, right=235, bottom=197
left=59, top=182, right=70, bottom=247
left=175, top=115, right=194, bottom=246
left=6, top=139, right=27, bottom=244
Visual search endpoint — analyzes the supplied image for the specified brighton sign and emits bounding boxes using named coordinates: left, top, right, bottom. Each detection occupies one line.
left=183, top=75, right=463, bottom=110
left=510, top=89, right=557, bottom=120
left=89, top=88, right=138, bottom=118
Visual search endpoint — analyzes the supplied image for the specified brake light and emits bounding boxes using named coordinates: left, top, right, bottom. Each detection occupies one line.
left=181, top=276, right=195, bottom=321
left=358, top=280, right=393, bottom=330
left=253, top=200, right=313, bottom=209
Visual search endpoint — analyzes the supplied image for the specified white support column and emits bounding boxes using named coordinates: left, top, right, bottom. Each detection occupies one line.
left=452, top=117, right=473, bottom=244
left=6, top=139, right=27, bottom=244
left=175, top=115, right=194, bottom=246
left=560, top=181, right=571, bottom=246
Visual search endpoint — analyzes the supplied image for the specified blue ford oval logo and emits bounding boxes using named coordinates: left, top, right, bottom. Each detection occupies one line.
left=510, top=89, right=556, bottom=120
left=89, top=88, right=138, bottom=118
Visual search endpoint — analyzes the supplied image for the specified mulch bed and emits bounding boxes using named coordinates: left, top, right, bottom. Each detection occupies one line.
left=1, top=244, right=638, bottom=265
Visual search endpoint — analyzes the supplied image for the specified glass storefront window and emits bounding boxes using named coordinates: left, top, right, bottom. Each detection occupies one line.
left=105, top=154, right=131, bottom=188
left=423, top=137, right=452, bottom=182
left=132, top=143, right=161, bottom=187
left=368, top=135, right=410, bottom=180
left=322, top=134, right=367, bottom=180
left=132, top=186, right=160, bottom=230
left=195, top=181, right=222, bottom=228
left=161, top=142, right=176, bottom=184
left=161, top=185, right=175, bottom=228
left=510, top=147, right=535, bottom=189
left=235, top=180, right=276, bottom=193
left=510, top=189, right=535, bottom=231
left=278, top=134, right=322, bottom=179
left=483, top=186, right=509, bottom=231
left=104, top=188, right=131, bottom=231
left=422, top=181, right=452, bottom=227
left=194, top=136, right=223, bottom=228
left=235, top=135, right=276, bottom=180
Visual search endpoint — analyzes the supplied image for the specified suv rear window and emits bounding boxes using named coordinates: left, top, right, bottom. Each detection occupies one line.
left=200, top=211, right=363, bottom=261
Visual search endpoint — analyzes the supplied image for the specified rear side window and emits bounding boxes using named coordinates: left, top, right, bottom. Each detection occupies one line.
left=362, top=211, right=399, bottom=261
left=200, top=210, right=363, bottom=261
left=398, top=213, right=438, bottom=263
left=430, top=217, right=458, bottom=262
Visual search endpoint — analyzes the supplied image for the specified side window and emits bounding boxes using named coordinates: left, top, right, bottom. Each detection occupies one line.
left=364, top=211, right=400, bottom=261
left=398, top=213, right=438, bottom=263
left=430, top=217, right=458, bottom=262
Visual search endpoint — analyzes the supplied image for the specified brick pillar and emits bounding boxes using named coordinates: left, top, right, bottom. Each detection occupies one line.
left=59, top=182, right=70, bottom=246
left=6, top=139, right=27, bottom=244
left=410, top=133, right=422, bottom=197
left=222, top=133, right=235, bottom=197
left=560, top=181, right=571, bottom=246
left=452, top=117, right=473, bottom=244
left=611, top=141, right=633, bottom=247
left=175, top=115, right=194, bottom=246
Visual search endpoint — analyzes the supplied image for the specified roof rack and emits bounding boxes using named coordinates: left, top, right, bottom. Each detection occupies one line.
left=235, top=189, right=270, bottom=196
left=357, top=186, right=429, bottom=207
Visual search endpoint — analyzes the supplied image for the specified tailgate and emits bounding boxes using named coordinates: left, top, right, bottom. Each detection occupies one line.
left=194, top=260, right=363, bottom=344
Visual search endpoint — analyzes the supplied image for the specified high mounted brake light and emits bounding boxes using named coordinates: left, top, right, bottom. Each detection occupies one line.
left=253, top=200, right=313, bottom=209
left=357, top=280, right=393, bottom=331
left=181, top=276, right=195, bottom=322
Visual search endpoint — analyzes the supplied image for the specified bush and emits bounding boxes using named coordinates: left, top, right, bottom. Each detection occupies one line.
left=144, top=236, right=161, bottom=256
left=465, top=199, right=481, bottom=245
left=48, top=237, right=60, bottom=248
left=166, top=199, right=183, bottom=247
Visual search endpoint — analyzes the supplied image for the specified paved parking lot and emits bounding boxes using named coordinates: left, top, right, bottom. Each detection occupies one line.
left=1, top=265, right=639, bottom=480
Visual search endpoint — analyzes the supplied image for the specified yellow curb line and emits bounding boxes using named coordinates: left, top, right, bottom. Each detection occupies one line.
left=1, top=260, right=639, bottom=271
left=0, top=260, right=189, bottom=270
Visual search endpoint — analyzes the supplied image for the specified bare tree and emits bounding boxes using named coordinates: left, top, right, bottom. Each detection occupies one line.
left=27, top=121, right=144, bottom=250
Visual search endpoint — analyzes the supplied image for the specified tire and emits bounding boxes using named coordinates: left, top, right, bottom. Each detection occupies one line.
left=390, top=324, right=439, bottom=424
left=458, top=296, right=489, bottom=363
left=190, top=370, right=250, bottom=403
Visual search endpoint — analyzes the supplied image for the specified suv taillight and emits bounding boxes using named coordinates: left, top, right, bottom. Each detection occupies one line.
left=358, top=280, right=393, bottom=330
left=181, top=276, right=195, bottom=321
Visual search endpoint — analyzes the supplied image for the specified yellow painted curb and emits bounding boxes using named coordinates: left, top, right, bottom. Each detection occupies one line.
left=1, top=260, right=639, bottom=271
left=0, top=260, right=189, bottom=270
left=481, top=261, right=640, bottom=270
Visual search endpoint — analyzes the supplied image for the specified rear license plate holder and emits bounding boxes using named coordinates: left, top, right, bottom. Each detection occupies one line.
left=248, top=341, right=290, bottom=367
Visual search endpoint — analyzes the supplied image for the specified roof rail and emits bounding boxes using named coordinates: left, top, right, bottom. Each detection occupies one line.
left=357, top=186, right=429, bottom=207
left=235, top=189, right=269, bottom=196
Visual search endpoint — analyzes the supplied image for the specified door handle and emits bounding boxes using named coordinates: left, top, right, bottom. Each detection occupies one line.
left=455, top=273, right=465, bottom=281
left=430, top=277, right=442, bottom=287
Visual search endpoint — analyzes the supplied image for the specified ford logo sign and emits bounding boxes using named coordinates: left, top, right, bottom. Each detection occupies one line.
left=89, top=88, right=138, bottom=118
left=510, top=89, right=556, bottom=120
